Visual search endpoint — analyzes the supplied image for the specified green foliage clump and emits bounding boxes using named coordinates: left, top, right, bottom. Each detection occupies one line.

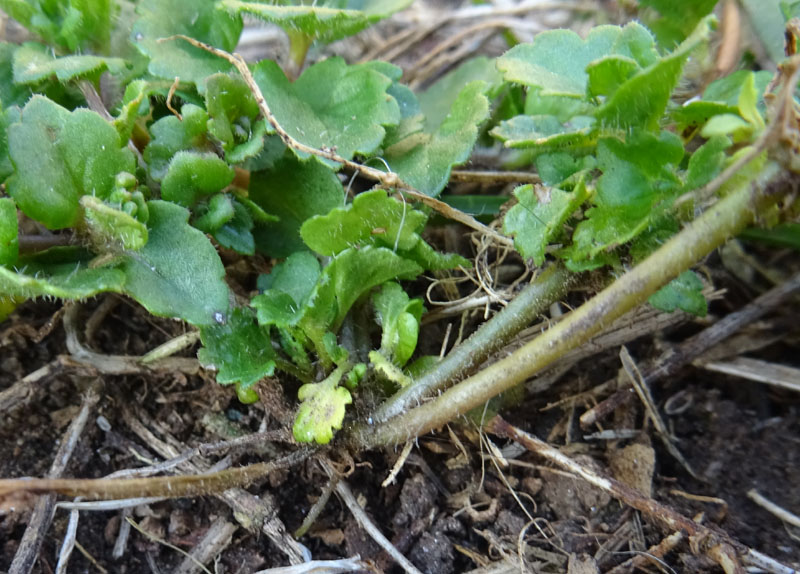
left=0, top=0, right=790, bottom=443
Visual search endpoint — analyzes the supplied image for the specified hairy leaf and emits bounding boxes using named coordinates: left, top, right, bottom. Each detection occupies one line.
left=0, top=198, right=18, bottom=265
left=143, top=104, right=213, bottom=182
left=198, top=306, right=276, bottom=387
left=81, top=195, right=149, bottom=251
left=639, top=0, right=717, bottom=48
left=300, top=246, right=423, bottom=348
left=383, top=81, right=490, bottom=196
left=491, top=114, right=596, bottom=152
left=131, top=0, right=243, bottom=89
left=250, top=153, right=344, bottom=257
left=648, top=270, right=707, bottom=316
left=12, top=42, right=128, bottom=85
left=205, top=73, right=265, bottom=162
left=220, top=0, right=413, bottom=43
left=0, top=44, right=31, bottom=108
left=0, top=260, right=125, bottom=300
left=161, top=151, right=235, bottom=207
left=119, top=201, right=229, bottom=326
left=372, top=282, right=423, bottom=366
left=253, top=57, right=400, bottom=164
left=7, top=96, right=136, bottom=229
left=504, top=181, right=588, bottom=265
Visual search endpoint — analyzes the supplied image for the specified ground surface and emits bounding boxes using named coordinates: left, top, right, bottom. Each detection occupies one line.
left=1, top=2, right=800, bottom=574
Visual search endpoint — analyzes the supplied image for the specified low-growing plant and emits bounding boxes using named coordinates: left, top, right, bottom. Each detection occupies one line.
left=0, top=0, right=797, bottom=448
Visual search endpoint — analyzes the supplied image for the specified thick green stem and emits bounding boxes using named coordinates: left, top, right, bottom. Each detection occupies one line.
left=374, top=264, right=574, bottom=422
left=348, top=161, right=783, bottom=449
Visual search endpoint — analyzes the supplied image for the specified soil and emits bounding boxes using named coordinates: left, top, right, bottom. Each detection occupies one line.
left=2, top=3, right=800, bottom=574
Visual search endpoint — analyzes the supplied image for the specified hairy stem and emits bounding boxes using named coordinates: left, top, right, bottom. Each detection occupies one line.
left=349, top=160, right=784, bottom=448
left=374, top=264, right=574, bottom=422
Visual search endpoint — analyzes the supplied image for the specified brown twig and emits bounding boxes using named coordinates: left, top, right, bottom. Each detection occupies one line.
left=581, top=270, right=800, bottom=428
left=486, top=416, right=794, bottom=574
left=9, top=390, right=98, bottom=574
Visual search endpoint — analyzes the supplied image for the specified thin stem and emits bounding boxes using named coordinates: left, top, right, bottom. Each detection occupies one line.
left=348, top=160, right=784, bottom=449
left=373, top=264, right=574, bottom=423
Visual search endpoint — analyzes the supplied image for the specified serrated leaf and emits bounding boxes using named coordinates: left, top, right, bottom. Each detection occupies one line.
left=586, top=56, right=640, bottom=99
left=12, top=42, right=128, bottom=85
left=161, top=151, right=234, bottom=207
left=300, top=189, right=467, bottom=270
left=213, top=198, right=255, bottom=255
left=498, top=27, right=617, bottom=96
left=648, top=270, right=707, bottom=316
left=301, top=189, right=425, bottom=255
left=372, top=282, right=423, bottom=366
left=490, top=114, right=596, bottom=152
left=144, top=105, right=213, bottom=182
left=568, top=131, right=683, bottom=262
left=639, top=0, right=717, bottom=48
left=7, top=95, right=136, bottom=229
left=250, top=153, right=344, bottom=257
left=253, top=57, right=400, bottom=164
left=504, top=181, right=589, bottom=266
left=684, top=135, right=731, bottom=191
left=0, top=0, right=114, bottom=52
left=81, top=195, right=148, bottom=251
left=119, top=200, right=229, bottom=326
left=0, top=198, right=18, bottom=265
left=205, top=73, right=267, bottom=162
left=259, top=251, right=321, bottom=305
left=113, top=80, right=150, bottom=143
left=252, top=252, right=321, bottom=329
left=294, top=366, right=352, bottom=444
left=0, top=104, right=20, bottom=183
left=131, top=0, right=242, bottom=89
left=418, top=56, right=503, bottom=131
left=198, top=306, right=276, bottom=387
left=0, top=44, right=32, bottom=108
left=383, top=81, right=489, bottom=196
left=220, top=0, right=412, bottom=44
left=300, top=246, right=423, bottom=348
left=595, top=17, right=713, bottom=130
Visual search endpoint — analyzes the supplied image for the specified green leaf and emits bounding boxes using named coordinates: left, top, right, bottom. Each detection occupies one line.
left=0, top=44, right=32, bottom=108
left=490, top=114, right=596, bottom=152
left=372, top=282, right=423, bottom=366
left=212, top=198, right=255, bottom=255
left=252, top=252, right=321, bottom=329
left=497, top=25, right=623, bottom=97
left=595, top=17, right=713, bottom=130
left=294, top=366, right=352, bottom=444
left=417, top=56, right=503, bottom=131
left=684, top=135, right=731, bottom=191
left=144, top=104, right=213, bottom=182
left=198, top=306, right=276, bottom=387
left=6, top=95, right=136, bottom=229
left=0, top=260, right=125, bottom=300
left=301, top=189, right=425, bottom=255
left=113, top=80, right=150, bottom=143
left=504, top=180, right=589, bottom=266
left=0, top=104, right=20, bottom=183
left=648, top=270, right=707, bottom=316
left=12, top=42, right=128, bottom=85
left=535, top=153, right=596, bottom=187
left=639, top=0, right=717, bottom=48
left=205, top=72, right=265, bottom=162
left=119, top=200, right=229, bottom=326
left=131, top=0, right=243, bottom=89
left=220, top=0, right=413, bottom=44
left=300, top=246, right=423, bottom=348
left=300, top=189, right=467, bottom=270
left=0, top=198, right=18, bottom=265
left=0, top=0, right=114, bottom=52
left=80, top=195, right=149, bottom=251
left=253, top=57, right=400, bottom=164
left=250, top=153, right=344, bottom=258
left=161, top=151, right=235, bottom=207
left=568, top=131, right=683, bottom=262
left=383, top=81, right=490, bottom=196
left=741, top=223, right=800, bottom=251
left=193, top=193, right=235, bottom=232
